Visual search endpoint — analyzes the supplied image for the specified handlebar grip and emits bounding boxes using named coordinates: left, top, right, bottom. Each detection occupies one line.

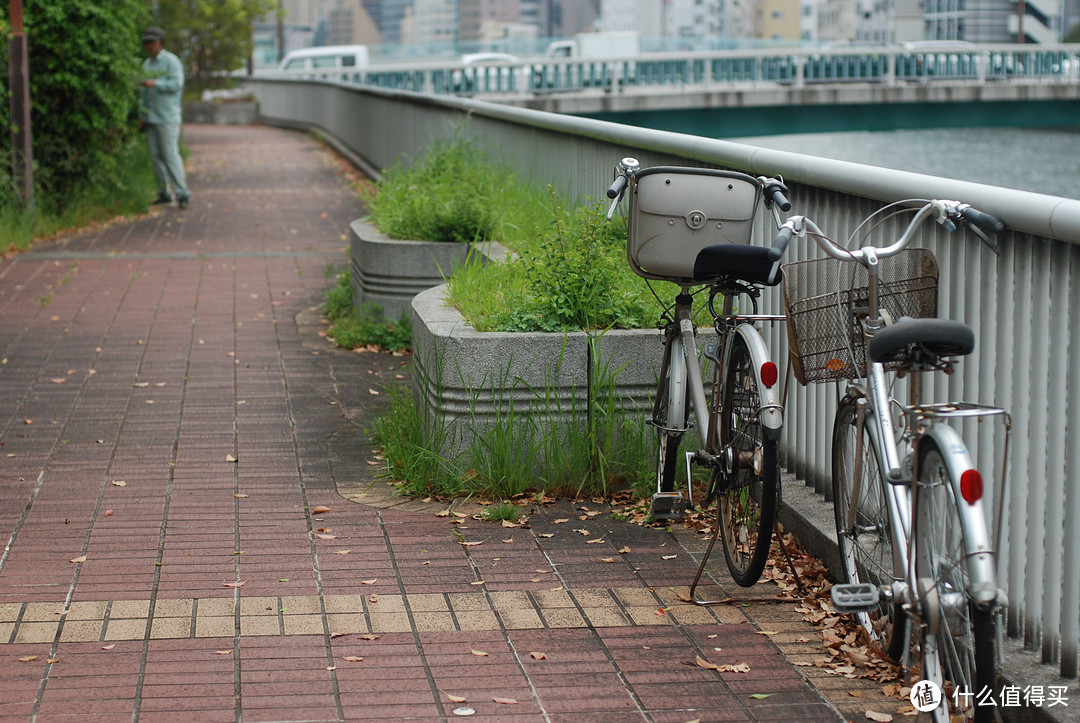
left=607, top=174, right=628, bottom=200
left=960, top=206, right=1005, bottom=235
left=768, top=226, right=795, bottom=261
left=770, top=188, right=792, bottom=213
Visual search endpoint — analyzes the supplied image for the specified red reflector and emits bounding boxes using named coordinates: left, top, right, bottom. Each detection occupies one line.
left=960, top=469, right=983, bottom=504
left=760, top=361, right=779, bottom=388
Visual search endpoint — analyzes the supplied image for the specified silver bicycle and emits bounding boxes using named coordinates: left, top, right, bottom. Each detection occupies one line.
left=606, top=158, right=794, bottom=588
left=780, top=200, right=1009, bottom=722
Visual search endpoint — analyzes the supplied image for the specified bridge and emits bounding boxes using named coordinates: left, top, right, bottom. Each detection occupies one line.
left=265, top=44, right=1080, bottom=134
left=243, top=71, right=1080, bottom=699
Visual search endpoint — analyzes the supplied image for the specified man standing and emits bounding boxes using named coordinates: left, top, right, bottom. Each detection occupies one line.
left=139, top=27, right=190, bottom=209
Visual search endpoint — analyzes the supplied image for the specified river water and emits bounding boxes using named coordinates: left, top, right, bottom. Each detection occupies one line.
left=733, top=127, right=1080, bottom=200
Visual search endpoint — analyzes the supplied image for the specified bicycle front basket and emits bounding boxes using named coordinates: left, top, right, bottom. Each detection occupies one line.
left=783, top=248, right=939, bottom=384
left=627, top=167, right=760, bottom=284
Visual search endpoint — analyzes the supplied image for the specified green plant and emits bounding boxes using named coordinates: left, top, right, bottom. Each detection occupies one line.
left=364, top=137, right=499, bottom=244
left=371, top=380, right=468, bottom=499
left=321, top=272, right=412, bottom=352
left=480, top=502, right=524, bottom=523
left=1, top=1, right=149, bottom=209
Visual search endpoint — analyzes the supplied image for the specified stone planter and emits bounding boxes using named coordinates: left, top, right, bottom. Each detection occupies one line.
left=410, top=284, right=715, bottom=467
left=348, top=217, right=508, bottom=320
left=184, top=101, right=258, bottom=125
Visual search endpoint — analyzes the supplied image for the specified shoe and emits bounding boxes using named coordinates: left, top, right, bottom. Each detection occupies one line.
left=152, top=194, right=172, bottom=205
left=177, top=196, right=190, bottom=210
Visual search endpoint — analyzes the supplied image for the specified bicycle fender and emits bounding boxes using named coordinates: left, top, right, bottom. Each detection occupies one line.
left=733, top=324, right=783, bottom=440
left=918, top=424, right=998, bottom=608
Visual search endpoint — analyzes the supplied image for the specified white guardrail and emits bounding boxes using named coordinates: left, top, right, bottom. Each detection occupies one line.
left=243, top=76, right=1080, bottom=686
left=256, top=44, right=1080, bottom=97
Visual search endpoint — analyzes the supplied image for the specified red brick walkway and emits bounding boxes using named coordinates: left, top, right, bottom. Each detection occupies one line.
left=0, top=125, right=849, bottom=722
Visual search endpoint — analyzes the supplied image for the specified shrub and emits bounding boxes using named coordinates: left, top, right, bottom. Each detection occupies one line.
left=0, top=1, right=148, bottom=209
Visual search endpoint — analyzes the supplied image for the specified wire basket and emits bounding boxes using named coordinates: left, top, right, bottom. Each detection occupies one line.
left=783, top=248, right=939, bottom=384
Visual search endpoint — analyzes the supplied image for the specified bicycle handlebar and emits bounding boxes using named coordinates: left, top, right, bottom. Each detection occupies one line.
left=780, top=199, right=1006, bottom=263
left=606, top=174, right=628, bottom=200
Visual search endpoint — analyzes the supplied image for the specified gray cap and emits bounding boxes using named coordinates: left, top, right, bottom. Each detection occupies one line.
left=142, top=27, right=164, bottom=43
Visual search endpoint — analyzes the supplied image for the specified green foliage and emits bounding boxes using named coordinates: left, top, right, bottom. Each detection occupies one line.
left=1, top=140, right=156, bottom=253
left=149, top=0, right=279, bottom=92
left=321, top=272, right=412, bottom=352
left=364, top=137, right=506, bottom=244
left=480, top=502, right=524, bottom=522
left=0, top=0, right=148, bottom=208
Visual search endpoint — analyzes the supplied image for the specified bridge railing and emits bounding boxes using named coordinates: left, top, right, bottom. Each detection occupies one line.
left=259, top=43, right=1080, bottom=97
left=243, top=77, right=1080, bottom=685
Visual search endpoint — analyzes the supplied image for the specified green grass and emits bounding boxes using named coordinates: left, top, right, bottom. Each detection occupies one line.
left=1, top=140, right=157, bottom=254
left=480, top=502, right=524, bottom=523
left=321, top=271, right=412, bottom=352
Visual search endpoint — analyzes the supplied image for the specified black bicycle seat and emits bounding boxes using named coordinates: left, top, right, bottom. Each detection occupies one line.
left=693, top=244, right=783, bottom=286
left=868, top=317, right=975, bottom=363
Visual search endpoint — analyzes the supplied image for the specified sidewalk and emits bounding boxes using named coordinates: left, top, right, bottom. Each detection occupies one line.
left=0, top=124, right=884, bottom=722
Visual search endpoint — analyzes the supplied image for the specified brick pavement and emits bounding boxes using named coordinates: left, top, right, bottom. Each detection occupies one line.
left=0, top=124, right=891, bottom=722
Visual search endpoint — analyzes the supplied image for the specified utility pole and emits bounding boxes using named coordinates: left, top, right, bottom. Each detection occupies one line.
left=7, top=0, right=33, bottom=205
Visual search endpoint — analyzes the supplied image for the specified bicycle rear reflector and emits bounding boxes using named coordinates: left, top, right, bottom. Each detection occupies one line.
left=760, top=361, right=778, bottom=388
left=960, top=469, right=983, bottom=504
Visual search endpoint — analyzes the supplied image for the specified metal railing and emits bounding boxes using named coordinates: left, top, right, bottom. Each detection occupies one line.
left=257, top=43, right=1080, bottom=98
left=244, top=77, right=1080, bottom=683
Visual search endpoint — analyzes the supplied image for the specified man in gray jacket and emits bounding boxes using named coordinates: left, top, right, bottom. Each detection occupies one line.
left=139, top=26, right=190, bottom=209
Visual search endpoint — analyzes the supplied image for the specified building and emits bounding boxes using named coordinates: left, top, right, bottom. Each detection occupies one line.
left=327, top=0, right=383, bottom=46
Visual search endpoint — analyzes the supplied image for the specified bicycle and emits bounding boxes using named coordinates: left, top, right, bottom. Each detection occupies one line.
left=605, top=158, right=795, bottom=588
left=779, top=199, right=1009, bottom=722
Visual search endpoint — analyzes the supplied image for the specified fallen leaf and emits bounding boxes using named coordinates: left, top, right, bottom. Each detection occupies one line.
left=661, top=554, right=678, bottom=560
left=46, top=658, right=60, bottom=664
left=134, top=382, right=150, bottom=388
left=618, top=546, right=631, bottom=554
left=756, top=630, right=779, bottom=636
left=334, top=550, right=351, bottom=555
left=601, top=557, right=615, bottom=563
left=104, top=510, right=114, bottom=517
left=530, top=652, right=547, bottom=660
left=866, top=712, right=893, bottom=722
left=435, top=510, right=451, bottom=517
left=359, top=578, right=377, bottom=585
left=720, top=663, right=751, bottom=673
left=18, top=656, right=38, bottom=662
left=368, top=594, right=378, bottom=603
left=312, top=505, right=332, bottom=514
left=461, top=541, right=484, bottom=547
left=225, top=454, right=237, bottom=463
left=749, top=693, right=772, bottom=699
left=537, top=533, right=554, bottom=538
left=69, top=555, right=86, bottom=564
left=50, top=378, right=67, bottom=384
left=360, top=634, right=379, bottom=641
left=586, top=538, right=605, bottom=544
left=102, top=644, right=116, bottom=651
left=501, top=520, right=518, bottom=528
left=849, top=691, right=864, bottom=698
left=214, top=650, right=233, bottom=655
left=222, top=580, right=247, bottom=588
left=111, top=480, right=127, bottom=487
left=342, top=656, right=364, bottom=662
left=501, top=538, right=514, bottom=544
left=469, top=649, right=488, bottom=657
left=443, top=692, right=467, bottom=703
left=553, top=518, right=569, bottom=524
left=314, top=533, right=337, bottom=540
left=492, top=697, right=518, bottom=705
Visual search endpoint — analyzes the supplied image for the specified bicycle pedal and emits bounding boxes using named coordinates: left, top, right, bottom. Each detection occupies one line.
left=649, top=492, right=687, bottom=521
left=830, top=583, right=880, bottom=612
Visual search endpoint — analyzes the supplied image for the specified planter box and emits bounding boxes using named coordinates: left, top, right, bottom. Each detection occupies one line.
left=410, top=284, right=715, bottom=466
left=349, top=217, right=507, bottom=320
left=184, top=101, right=258, bottom=125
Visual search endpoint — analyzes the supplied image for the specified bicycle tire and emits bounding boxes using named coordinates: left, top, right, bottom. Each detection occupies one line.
left=916, top=438, right=998, bottom=722
left=653, top=333, right=688, bottom=496
left=832, top=397, right=906, bottom=661
left=713, top=333, right=778, bottom=587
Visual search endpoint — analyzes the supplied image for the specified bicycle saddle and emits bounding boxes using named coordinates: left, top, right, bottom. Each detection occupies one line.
left=868, top=317, right=975, bottom=363
left=693, top=244, right=783, bottom=286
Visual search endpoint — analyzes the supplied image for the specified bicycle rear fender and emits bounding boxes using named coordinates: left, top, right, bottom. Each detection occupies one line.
left=918, top=424, right=998, bottom=609
left=733, top=324, right=783, bottom=441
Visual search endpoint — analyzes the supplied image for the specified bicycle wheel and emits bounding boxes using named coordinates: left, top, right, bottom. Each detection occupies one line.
left=916, top=438, right=997, bottom=722
left=832, top=397, right=906, bottom=661
left=712, top=333, right=778, bottom=587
